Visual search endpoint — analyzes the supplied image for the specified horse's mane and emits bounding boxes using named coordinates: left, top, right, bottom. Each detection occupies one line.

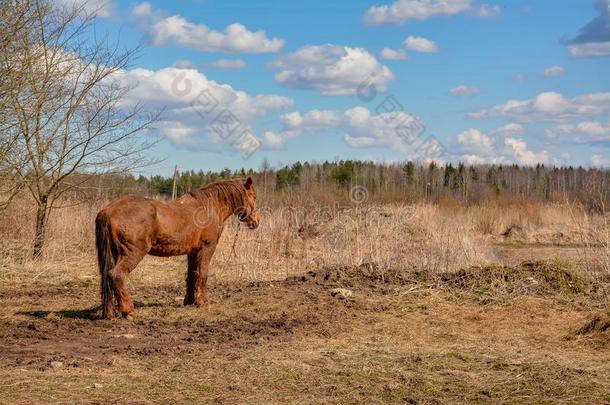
left=189, top=179, right=249, bottom=211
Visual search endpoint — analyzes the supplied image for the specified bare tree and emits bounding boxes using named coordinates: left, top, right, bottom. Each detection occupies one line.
left=0, top=0, right=36, bottom=206
left=1, top=0, right=157, bottom=257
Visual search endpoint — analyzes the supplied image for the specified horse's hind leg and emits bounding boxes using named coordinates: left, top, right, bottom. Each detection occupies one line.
left=112, top=252, right=144, bottom=317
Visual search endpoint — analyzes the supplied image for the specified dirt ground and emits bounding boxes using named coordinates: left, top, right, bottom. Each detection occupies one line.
left=1, top=248, right=610, bottom=404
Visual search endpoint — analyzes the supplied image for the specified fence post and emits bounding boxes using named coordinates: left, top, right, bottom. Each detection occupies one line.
left=172, top=165, right=179, bottom=200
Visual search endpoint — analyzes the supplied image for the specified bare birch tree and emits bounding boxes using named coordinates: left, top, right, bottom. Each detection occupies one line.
left=1, top=0, right=157, bottom=257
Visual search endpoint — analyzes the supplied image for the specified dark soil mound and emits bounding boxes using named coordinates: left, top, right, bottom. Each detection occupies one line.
left=576, top=313, right=610, bottom=335
left=438, top=261, right=595, bottom=296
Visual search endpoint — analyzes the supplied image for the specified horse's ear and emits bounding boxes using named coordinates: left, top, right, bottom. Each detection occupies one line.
left=244, top=177, right=253, bottom=190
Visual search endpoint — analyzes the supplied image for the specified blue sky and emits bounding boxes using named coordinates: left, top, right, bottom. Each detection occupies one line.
left=69, top=0, right=610, bottom=174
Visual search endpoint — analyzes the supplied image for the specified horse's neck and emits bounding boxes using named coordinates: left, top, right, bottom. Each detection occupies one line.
left=192, top=190, right=239, bottom=224
left=213, top=200, right=236, bottom=223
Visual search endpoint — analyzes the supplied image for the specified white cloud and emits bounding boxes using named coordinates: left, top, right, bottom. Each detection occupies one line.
left=131, top=1, right=152, bottom=17
left=545, top=120, right=610, bottom=145
left=282, top=110, right=343, bottom=129
left=576, top=120, right=610, bottom=136
left=55, top=0, right=114, bottom=17
left=153, top=18, right=284, bottom=54
left=544, top=124, right=573, bottom=139
left=457, top=129, right=495, bottom=155
left=340, top=107, right=425, bottom=152
left=132, top=3, right=284, bottom=53
left=117, top=67, right=293, bottom=150
left=532, top=92, right=571, bottom=113
left=380, top=47, right=409, bottom=60
left=270, top=45, right=394, bottom=96
left=261, top=106, right=440, bottom=159
left=450, top=85, right=480, bottom=97
left=261, top=110, right=344, bottom=148
left=568, top=42, right=610, bottom=58
left=404, top=36, right=439, bottom=52
left=364, top=0, right=470, bottom=25
left=592, top=154, right=610, bottom=167
left=459, top=154, right=487, bottom=165
left=454, top=125, right=551, bottom=165
left=504, top=137, right=549, bottom=165
left=469, top=91, right=610, bottom=122
left=363, top=0, right=500, bottom=25
left=204, top=59, right=247, bottom=69
left=543, top=66, right=565, bottom=76
left=261, top=131, right=287, bottom=149
left=159, top=121, right=198, bottom=146
left=494, top=123, right=525, bottom=136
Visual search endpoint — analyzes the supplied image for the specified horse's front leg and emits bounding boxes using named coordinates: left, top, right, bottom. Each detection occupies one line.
left=184, top=243, right=217, bottom=307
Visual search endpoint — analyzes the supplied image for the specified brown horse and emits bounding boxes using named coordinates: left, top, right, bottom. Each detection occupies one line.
left=95, top=177, right=260, bottom=319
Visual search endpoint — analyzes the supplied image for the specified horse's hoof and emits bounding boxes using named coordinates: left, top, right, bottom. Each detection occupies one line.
left=123, top=314, right=134, bottom=320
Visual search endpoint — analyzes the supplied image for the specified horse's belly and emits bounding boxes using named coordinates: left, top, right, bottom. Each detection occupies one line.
left=149, top=222, right=216, bottom=257
left=149, top=235, right=198, bottom=256
left=148, top=245, right=189, bottom=257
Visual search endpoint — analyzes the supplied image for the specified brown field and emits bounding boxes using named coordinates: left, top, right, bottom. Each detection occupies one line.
left=1, top=199, right=609, bottom=404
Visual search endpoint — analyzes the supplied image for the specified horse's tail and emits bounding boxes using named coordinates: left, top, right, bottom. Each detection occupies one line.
left=96, top=211, right=116, bottom=319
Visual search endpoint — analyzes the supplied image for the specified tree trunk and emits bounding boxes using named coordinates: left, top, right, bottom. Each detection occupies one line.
left=32, top=196, right=48, bottom=258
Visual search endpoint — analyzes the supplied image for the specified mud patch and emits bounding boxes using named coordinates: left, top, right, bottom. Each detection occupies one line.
left=1, top=261, right=610, bottom=403
left=0, top=277, right=361, bottom=370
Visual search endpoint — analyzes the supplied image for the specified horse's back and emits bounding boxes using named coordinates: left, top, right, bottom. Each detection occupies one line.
left=97, top=195, right=205, bottom=256
left=98, top=195, right=157, bottom=222
left=96, top=196, right=158, bottom=247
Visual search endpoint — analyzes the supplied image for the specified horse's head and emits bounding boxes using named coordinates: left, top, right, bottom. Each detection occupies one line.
left=238, top=177, right=260, bottom=230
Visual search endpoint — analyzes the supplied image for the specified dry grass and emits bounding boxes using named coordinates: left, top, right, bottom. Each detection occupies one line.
left=1, top=195, right=609, bottom=403
left=0, top=195, right=608, bottom=285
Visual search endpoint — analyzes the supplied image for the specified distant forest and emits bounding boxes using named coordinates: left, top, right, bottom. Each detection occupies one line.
left=78, top=160, right=610, bottom=210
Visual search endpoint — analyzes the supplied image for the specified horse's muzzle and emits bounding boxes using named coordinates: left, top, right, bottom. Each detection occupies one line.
left=240, top=210, right=260, bottom=230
